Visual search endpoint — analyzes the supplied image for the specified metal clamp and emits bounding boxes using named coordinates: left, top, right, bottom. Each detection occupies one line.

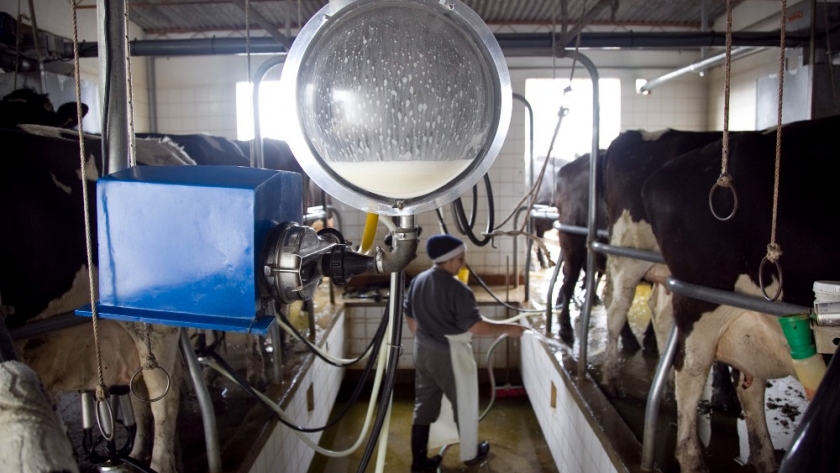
left=758, top=256, right=783, bottom=301
left=95, top=398, right=115, bottom=442
left=708, top=173, right=738, bottom=221
left=130, top=362, right=172, bottom=403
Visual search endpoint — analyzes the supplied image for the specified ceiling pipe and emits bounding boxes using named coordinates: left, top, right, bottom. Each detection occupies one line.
left=63, top=31, right=812, bottom=58
left=638, top=46, right=765, bottom=93
left=229, top=0, right=293, bottom=49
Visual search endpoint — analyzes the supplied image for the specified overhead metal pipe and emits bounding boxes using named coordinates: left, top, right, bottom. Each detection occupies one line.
left=97, top=0, right=129, bottom=174
left=250, top=55, right=287, bottom=168
left=638, top=47, right=765, bottom=93
left=64, top=31, right=811, bottom=59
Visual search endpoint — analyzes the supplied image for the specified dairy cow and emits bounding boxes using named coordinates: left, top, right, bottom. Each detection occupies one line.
left=601, top=129, right=725, bottom=395
left=137, top=132, right=249, bottom=166
left=531, top=156, right=570, bottom=269
left=642, top=115, right=840, bottom=473
left=0, top=125, right=191, bottom=472
left=0, top=88, right=89, bottom=129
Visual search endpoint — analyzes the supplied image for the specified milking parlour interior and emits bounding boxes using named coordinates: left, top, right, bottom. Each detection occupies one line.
left=1, top=0, right=840, bottom=472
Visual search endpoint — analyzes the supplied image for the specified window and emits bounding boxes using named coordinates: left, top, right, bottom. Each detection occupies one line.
left=524, top=78, right=621, bottom=165
left=235, top=80, right=293, bottom=141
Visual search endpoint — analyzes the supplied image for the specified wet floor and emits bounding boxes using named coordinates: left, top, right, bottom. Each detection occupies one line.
left=525, top=230, right=809, bottom=472
left=308, top=382, right=558, bottom=473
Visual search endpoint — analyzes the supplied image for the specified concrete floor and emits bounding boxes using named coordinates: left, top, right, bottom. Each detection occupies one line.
left=308, top=382, right=559, bottom=473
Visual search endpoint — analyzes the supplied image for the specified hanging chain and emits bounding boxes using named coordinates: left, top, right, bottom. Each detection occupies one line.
left=709, top=0, right=738, bottom=221
left=760, top=0, right=787, bottom=302
left=124, top=0, right=137, bottom=167
left=71, top=1, right=114, bottom=441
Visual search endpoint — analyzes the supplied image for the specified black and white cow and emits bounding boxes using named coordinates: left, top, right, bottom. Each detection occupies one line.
left=137, top=132, right=250, bottom=167
left=531, top=156, right=570, bottom=269
left=642, top=114, right=840, bottom=473
left=0, top=88, right=88, bottom=129
left=601, top=129, right=725, bottom=395
left=0, top=125, right=190, bottom=473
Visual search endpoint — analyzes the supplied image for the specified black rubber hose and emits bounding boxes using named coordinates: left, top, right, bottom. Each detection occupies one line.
left=118, top=454, right=159, bottom=473
left=355, top=273, right=405, bottom=473
left=276, top=306, right=383, bottom=368
left=204, top=313, right=386, bottom=435
left=451, top=174, right=495, bottom=247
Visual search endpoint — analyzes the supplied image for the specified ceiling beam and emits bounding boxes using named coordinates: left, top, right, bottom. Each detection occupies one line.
left=228, top=0, right=293, bottom=48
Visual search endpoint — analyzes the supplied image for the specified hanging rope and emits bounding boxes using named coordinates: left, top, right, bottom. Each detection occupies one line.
left=760, top=0, right=787, bottom=302
left=71, top=0, right=113, bottom=441
left=709, top=0, right=738, bottom=221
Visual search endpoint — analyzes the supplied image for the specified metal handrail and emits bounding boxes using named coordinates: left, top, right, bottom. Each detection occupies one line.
left=554, top=221, right=609, bottom=239
left=590, top=241, right=665, bottom=264
left=666, top=277, right=809, bottom=316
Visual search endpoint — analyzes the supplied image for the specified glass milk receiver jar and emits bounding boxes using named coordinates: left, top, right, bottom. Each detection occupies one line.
left=279, top=0, right=511, bottom=216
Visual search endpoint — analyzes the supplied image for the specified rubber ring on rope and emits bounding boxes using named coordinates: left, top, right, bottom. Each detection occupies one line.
left=130, top=364, right=172, bottom=403
left=708, top=178, right=738, bottom=221
left=95, top=398, right=115, bottom=442
left=758, top=256, right=783, bottom=302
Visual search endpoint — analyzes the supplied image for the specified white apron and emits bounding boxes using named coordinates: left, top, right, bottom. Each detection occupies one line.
left=445, top=331, right=478, bottom=462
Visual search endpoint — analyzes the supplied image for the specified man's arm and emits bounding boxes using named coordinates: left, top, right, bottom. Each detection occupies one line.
left=467, top=318, right=526, bottom=338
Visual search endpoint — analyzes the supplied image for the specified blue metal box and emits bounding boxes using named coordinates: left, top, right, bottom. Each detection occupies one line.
left=76, top=165, right=302, bottom=334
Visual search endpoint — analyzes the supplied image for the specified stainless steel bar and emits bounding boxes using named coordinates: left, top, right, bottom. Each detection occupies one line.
left=641, top=323, right=678, bottom=471
left=512, top=205, right=530, bottom=290
left=667, top=277, right=810, bottom=317
left=553, top=221, right=609, bottom=239
left=9, top=312, right=88, bottom=340
left=97, top=0, right=129, bottom=174
left=251, top=55, right=287, bottom=168
left=179, top=328, right=221, bottom=473
left=591, top=241, right=665, bottom=264
left=573, top=51, right=600, bottom=379
left=269, top=319, right=283, bottom=385
left=513, top=93, right=534, bottom=296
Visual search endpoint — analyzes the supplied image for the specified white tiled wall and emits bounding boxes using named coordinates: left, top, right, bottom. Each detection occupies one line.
left=344, top=303, right=520, bottom=371
left=155, top=85, right=238, bottom=137
left=247, top=312, right=346, bottom=473
left=521, top=334, right=619, bottom=473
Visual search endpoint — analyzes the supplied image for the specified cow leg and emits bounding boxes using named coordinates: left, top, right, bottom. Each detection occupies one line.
left=715, top=307, right=795, bottom=473
left=674, top=314, right=719, bottom=473
left=555, top=233, right=584, bottom=345
left=126, top=324, right=181, bottom=473
left=735, top=373, right=776, bottom=473
left=602, top=257, right=650, bottom=395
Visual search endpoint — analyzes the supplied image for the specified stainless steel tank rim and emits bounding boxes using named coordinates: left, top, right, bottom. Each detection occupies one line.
left=279, top=0, right=512, bottom=216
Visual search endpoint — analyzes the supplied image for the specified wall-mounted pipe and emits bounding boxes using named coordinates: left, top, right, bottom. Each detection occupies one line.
left=638, top=47, right=765, bottom=93
left=97, top=0, right=129, bottom=174
left=64, top=31, right=810, bottom=59
left=250, top=54, right=287, bottom=168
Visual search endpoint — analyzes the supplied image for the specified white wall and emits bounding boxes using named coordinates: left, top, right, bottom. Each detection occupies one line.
left=705, top=0, right=788, bottom=131
left=0, top=1, right=151, bottom=131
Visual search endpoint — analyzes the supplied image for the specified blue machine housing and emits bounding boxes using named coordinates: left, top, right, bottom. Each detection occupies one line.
left=76, top=165, right=302, bottom=334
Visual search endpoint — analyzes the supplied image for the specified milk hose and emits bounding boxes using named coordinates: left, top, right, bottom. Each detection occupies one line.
left=276, top=307, right=386, bottom=366
left=451, top=174, right=495, bottom=247
left=355, top=271, right=404, bottom=473
left=202, top=309, right=391, bottom=457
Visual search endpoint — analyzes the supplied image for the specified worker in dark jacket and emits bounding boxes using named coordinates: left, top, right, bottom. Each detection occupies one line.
left=404, top=234, right=526, bottom=472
